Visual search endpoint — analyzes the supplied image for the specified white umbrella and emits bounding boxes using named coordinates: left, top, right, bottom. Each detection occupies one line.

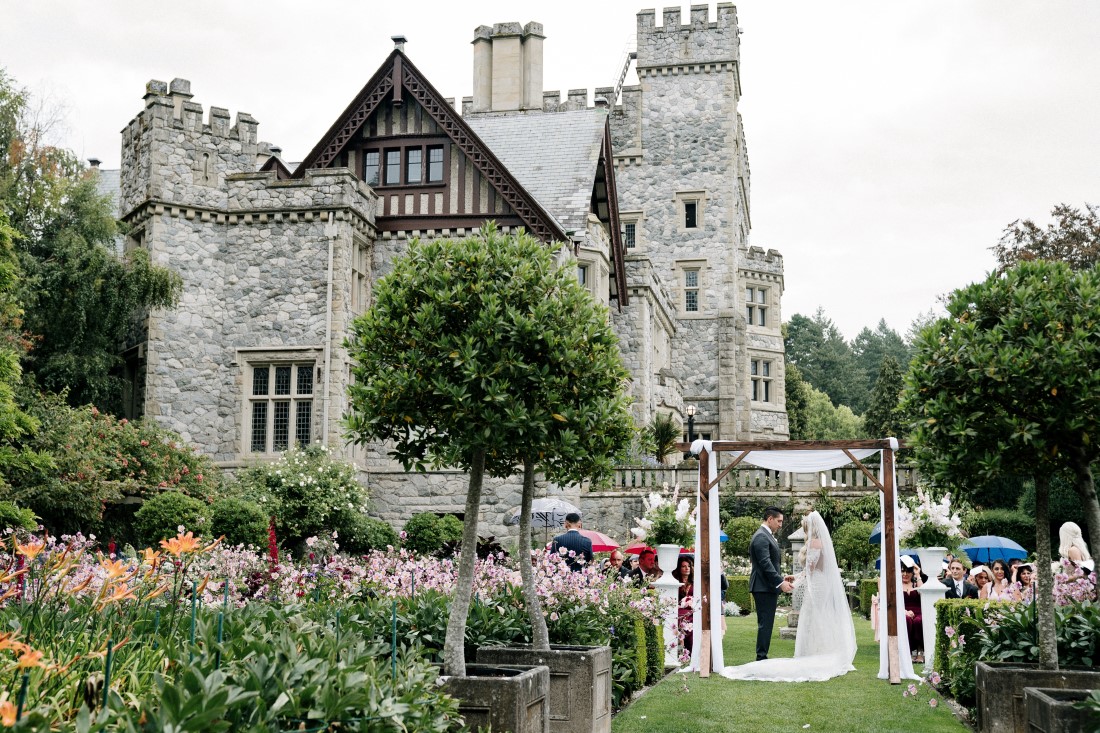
left=505, top=497, right=580, bottom=528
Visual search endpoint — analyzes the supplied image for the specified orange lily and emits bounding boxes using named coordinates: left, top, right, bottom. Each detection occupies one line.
left=159, top=532, right=201, bottom=557
left=66, top=575, right=94, bottom=595
left=143, top=584, right=169, bottom=601
left=141, top=548, right=162, bottom=567
left=0, top=569, right=28, bottom=584
left=195, top=576, right=210, bottom=596
left=16, top=540, right=45, bottom=562
left=97, top=584, right=136, bottom=609
left=0, top=699, right=15, bottom=726
left=15, top=649, right=45, bottom=669
left=0, top=587, right=20, bottom=603
left=200, top=536, right=225, bottom=553
left=100, top=557, right=129, bottom=580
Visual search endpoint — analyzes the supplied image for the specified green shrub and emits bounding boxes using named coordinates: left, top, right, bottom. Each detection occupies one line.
left=133, top=491, right=209, bottom=547
left=403, top=512, right=463, bottom=555
left=634, top=616, right=647, bottom=690
left=644, top=619, right=661, bottom=684
left=234, top=444, right=367, bottom=550
left=722, top=516, right=759, bottom=561
left=209, top=497, right=268, bottom=548
left=2, top=393, right=218, bottom=535
left=933, top=599, right=1013, bottom=705
left=832, top=520, right=878, bottom=570
left=964, top=508, right=1035, bottom=553
left=860, top=579, right=878, bottom=619
left=727, top=575, right=754, bottom=614
left=1019, top=473, right=1088, bottom=550
left=0, top=501, right=37, bottom=532
left=341, top=515, right=399, bottom=554
left=835, top=493, right=882, bottom=528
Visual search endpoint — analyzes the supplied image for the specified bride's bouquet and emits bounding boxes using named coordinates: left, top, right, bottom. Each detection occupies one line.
left=631, top=483, right=695, bottom=547
left=897, top=486, right=963, bottom=551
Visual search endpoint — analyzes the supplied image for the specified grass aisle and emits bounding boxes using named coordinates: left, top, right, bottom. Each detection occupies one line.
left=612, top=613, right=968, bottom=733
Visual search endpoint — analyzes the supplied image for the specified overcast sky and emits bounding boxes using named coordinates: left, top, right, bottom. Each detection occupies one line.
left=4, top=1, right=1098, bottom=339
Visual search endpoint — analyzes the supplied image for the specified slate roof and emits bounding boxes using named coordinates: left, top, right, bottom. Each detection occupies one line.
left=465, top=109, right=607, bottom=235
left=94, top=168, right=121, bottom=216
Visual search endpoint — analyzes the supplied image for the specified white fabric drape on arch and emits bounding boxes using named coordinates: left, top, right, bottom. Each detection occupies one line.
left=680, top=438, right=917, bottom=680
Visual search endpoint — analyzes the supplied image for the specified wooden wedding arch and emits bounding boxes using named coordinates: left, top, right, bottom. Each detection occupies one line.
left=675, top=438, right=903, bottom=683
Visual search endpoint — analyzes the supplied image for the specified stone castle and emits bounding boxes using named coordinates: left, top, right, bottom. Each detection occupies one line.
left=106, top=4, right=789, bottom=538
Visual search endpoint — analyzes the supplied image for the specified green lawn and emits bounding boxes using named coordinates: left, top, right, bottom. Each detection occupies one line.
left=612, top=613, right=968, bottom=733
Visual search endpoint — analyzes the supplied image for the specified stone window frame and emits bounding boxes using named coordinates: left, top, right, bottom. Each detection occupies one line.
left=750, top=356, right=774, bottom=403
left=676, top=259, right=708, bottom=317
left=746, top=285, right=770, bottom=328
left=236, top=347, right=323, bottom=456
left=675, top=190, right=707, bottom=233
left=620, top=210, right=644, bottom=252
left=576, top=258, right=594, bottom=293
left=124, top=224, right=146, bottom=254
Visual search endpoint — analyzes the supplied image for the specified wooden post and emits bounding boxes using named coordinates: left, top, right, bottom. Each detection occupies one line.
left=698, top=446, right=711, bottom=677
left=882, top=447, right=900, bottom=683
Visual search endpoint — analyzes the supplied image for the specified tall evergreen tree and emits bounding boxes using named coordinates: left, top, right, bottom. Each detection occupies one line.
left=785, top=308, right=863, bottom=412
left=863, top=354, right=906, bottom=440
left=784, top=361, right=813, bottom=440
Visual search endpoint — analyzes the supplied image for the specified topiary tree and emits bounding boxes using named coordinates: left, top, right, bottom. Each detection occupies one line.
left=346, top=225, right=632, bottom=673
left=209, top=497, right=268, bottom=548
left=133, top=490, right=209, bottom=547
left=403, top=512, right=463, bottom=555
left=339, top=515, right=399, bottom=554
left=902, top=260, right=1100, bottom=670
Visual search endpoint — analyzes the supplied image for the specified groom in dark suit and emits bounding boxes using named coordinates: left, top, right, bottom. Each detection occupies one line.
left=749, top=507, right=794, bottom=660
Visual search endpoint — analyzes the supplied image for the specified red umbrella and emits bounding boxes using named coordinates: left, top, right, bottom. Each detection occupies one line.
left=577, top=529, right=620, bottom=553
left=623, top=540, right=651, bottom=555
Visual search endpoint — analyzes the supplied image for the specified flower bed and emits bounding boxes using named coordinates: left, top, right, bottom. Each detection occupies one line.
left=0, top=530, right=664, bottom=726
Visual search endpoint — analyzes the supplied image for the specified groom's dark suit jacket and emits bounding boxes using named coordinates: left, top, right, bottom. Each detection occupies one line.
left=749, top=527, right=784, bottom=594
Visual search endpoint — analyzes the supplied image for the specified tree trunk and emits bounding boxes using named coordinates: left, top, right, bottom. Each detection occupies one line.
left=1068, top=447, right=1100, bottom=558
left=519, top=457, right=550, bottom=650
left=442, top=448, right=486, bottom=677
left=1033, top=473, right=1059, bottom=671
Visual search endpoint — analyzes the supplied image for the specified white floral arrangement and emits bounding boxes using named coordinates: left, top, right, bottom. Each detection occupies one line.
left=631, top=483, right=695, bottom=547
left=897, top=486, right=963, bottom=550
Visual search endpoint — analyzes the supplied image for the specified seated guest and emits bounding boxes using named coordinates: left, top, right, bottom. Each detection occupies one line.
left=1060, top=522, right=1094, bottom=571
left=675, top=557, right=695, bottom=655
left=1012, top=563, right=1035, bottom=603
left=944, top=559, right=978, bottom=599
left=607, top=549, right=630, bottom=579
left=629, top=547, right=660, bottom=587
left=987, top=559, right=1012, bottom=600
left=901, top=558, right=924, bottom=663
left=970, top=565, right=992, bottom=599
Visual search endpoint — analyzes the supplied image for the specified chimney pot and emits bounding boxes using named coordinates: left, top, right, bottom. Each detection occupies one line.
left=391, top=35, right=407, bottom=51
left=88, top=157, right=101, bottom=169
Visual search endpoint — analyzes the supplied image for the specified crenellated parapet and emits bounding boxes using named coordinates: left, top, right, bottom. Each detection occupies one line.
left=120, top=78, right=260, bottom=219
left=740, top=245, right=785, bottom=284
left=636, top=4, right=739, bottom=72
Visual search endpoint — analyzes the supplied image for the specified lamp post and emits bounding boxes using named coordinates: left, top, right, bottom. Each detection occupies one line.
left=683, top=404, right=696, bottom=459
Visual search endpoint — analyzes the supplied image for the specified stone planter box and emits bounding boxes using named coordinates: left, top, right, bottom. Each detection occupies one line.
left=440, top=663, right=549, bottom=733
left=975, top=661, right=1100, bottom=733
left=477, top=644, right=612, bottom=733
left=1024, top=687, right=1094, bottom=733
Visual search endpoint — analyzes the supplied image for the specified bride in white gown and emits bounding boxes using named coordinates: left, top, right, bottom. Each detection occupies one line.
left=721, top=511, right=857, bottom=682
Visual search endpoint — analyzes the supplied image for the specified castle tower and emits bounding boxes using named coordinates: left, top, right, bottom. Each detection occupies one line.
left=611, top=4, right=789, bottom=441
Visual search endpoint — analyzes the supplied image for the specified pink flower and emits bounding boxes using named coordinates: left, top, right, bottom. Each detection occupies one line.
left=944, top=626, right=955, bottom=638
left=929, top=699, right=938, bottom=708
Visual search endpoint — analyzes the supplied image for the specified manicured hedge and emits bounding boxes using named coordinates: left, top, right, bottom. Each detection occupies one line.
left=633, top=616, right=647, bottom=690
left=727, top=575, right=754, bottom=614
left=963, top=509, right=1035, bottom=553
left=860, top=579, right=878, bottom=619
left=933, top=598, right=1013, bottom=705
left=644, top=620, right=662, bottom=684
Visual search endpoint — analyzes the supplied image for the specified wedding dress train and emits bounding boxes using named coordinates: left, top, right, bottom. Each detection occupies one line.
left=720, top=512, right=857, bottom=682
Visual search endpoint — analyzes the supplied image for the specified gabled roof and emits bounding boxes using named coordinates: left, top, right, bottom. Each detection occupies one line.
left=466, top=109, right=606, bottom=235
left=293, top=50, right=566, bottom=243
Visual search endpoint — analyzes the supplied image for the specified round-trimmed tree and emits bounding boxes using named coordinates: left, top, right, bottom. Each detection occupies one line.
left=902, top=260, right=1100, bottom=669
left=346, top=225, right=632, bottom=673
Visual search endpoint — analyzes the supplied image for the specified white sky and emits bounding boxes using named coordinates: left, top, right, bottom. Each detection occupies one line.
left=4, top=1, right=1099, bottom=339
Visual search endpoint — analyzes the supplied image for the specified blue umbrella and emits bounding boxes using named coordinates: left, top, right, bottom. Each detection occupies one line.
left=720, top=531, right=728, bottom=543
left=875, top=550, right=920, bottom=570
left=869, top=521, right=882, bottom=545
left=959, top=536, right=1027, bottom=564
